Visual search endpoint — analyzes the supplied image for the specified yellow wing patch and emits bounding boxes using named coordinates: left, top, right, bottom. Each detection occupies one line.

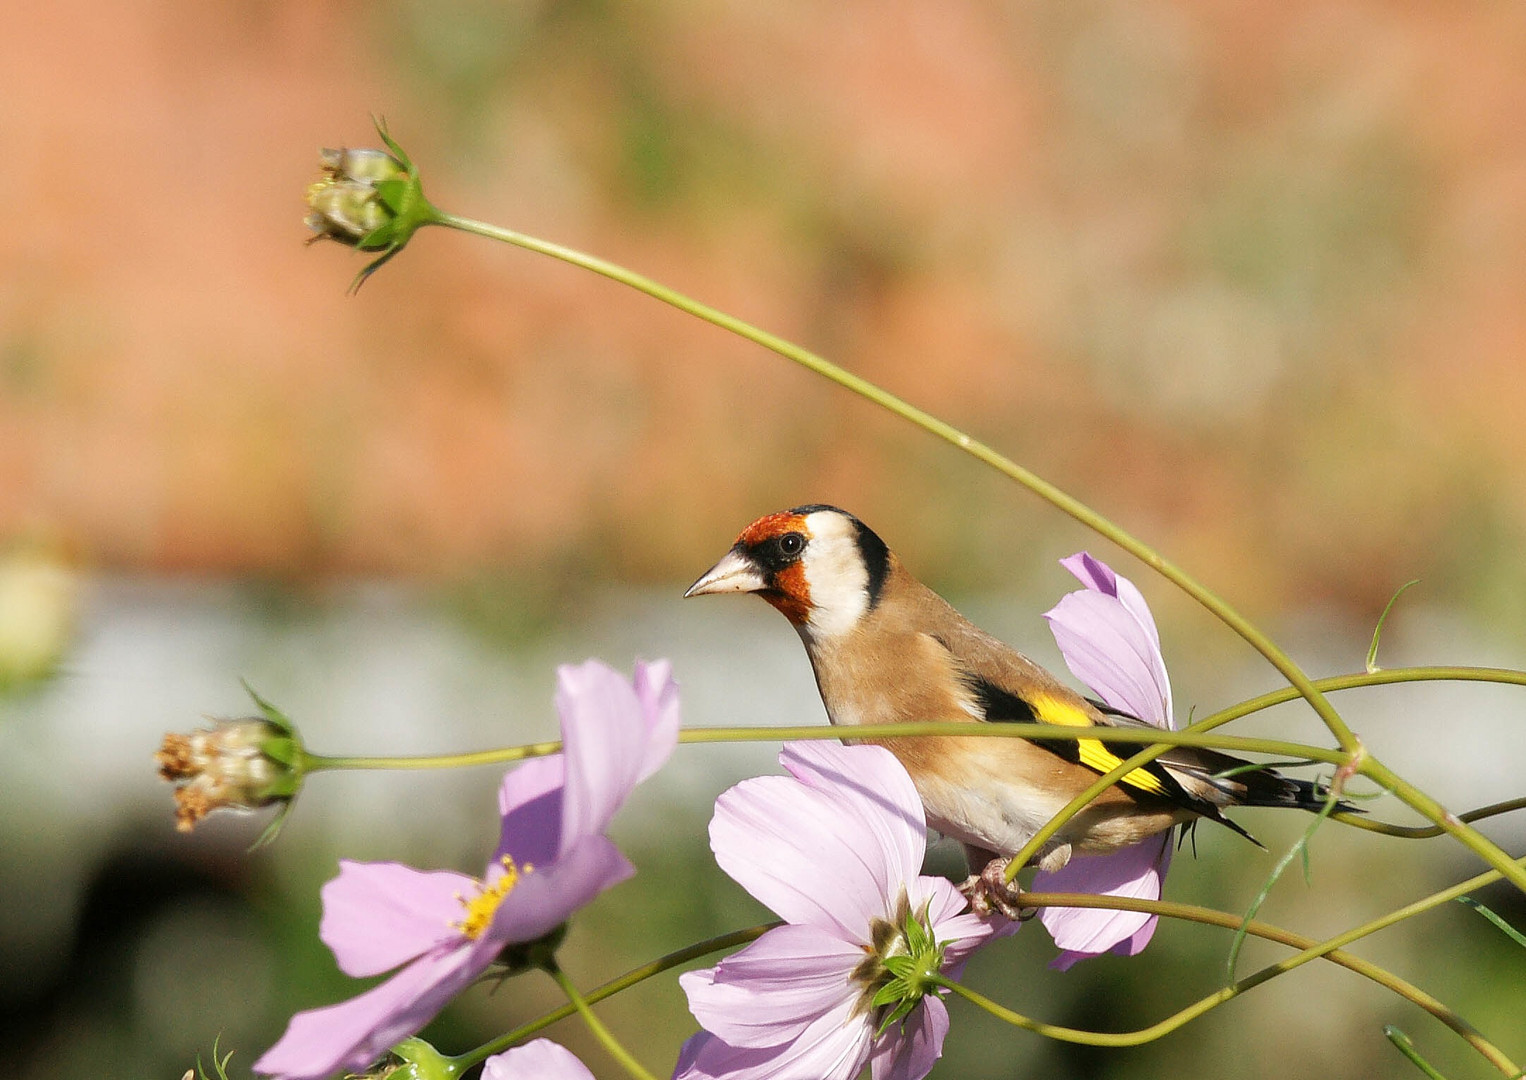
left=1029, top=692, right=1169, bottom=797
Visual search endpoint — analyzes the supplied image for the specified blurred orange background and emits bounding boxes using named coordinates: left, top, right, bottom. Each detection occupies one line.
left=4, top=0, right=1525, bottom=625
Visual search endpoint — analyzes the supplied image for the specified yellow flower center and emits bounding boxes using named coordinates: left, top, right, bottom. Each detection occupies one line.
left=455, top=856, right=532, bottom=939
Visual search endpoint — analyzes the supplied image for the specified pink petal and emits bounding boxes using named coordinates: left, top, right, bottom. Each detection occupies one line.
left=253, top=944, right=482, bottom=1080
left=912, top=875, right=974, bottom=933
left=318, top=861, right=478, bottom=978
left=673, top=996, right=872, bottom=1080
left=556, top=660, right=654, bottom=850
left=672, top=1033, right=756, bottom=1080
left=482, top=1041, right=595, bottom=1080
left=780, top=742, right=927, bottom=884
left=1045, top=589, right=1171, bottom=727
left=929, top=897, right=1019, bottom=974
left=709, top=760, right=919, bottom=941
left=1034, top=832, right=1170, bottom=968
left=484, top=833, right=634, bottom=945
left=632, top=658, right=681, bottom=782
left=1069, top=554, right=1164, bottom=657
left=495, top=755, right=566, bottom=870
left=868, top=994, right=950, bottom=1080
left=680, top=923, right=863, bottom=1046
left=1047, top=554, right=1173, bottom=728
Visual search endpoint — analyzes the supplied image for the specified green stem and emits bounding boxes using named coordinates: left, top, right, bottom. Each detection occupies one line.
left=1003, top=742, right=1184, bottom=881
left=960, top=887, right=1522, bottom=1074
left=297, top=662, right=1526, bottom=888
left=996, top=665, right=1526, bottom=880
left=1359, top=757, right=1526, bottom=895
left=431, top=209, right=1359, bottom=754
left=1339, top=797, right=1526, bottom=838
left=449, top=924, right=776, bottom=1072
left=301, top=742, right=562, bottom=773
left=297, top=718, right=1357, bottom=774
left=1200, top=666, right=1526, bottom=718
left=545, top=962, right=660, bottom=1080
left=1387, top=1026, right=1457, bottom=1080
left=679, top=721, right=1345, bottom=760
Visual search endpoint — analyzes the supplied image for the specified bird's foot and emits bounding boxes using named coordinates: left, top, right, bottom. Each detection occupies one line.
left=959, top=857, right=1037, bottom=921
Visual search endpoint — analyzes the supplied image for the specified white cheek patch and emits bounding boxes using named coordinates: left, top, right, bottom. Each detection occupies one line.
left=799, top=515, right=870, bottom=641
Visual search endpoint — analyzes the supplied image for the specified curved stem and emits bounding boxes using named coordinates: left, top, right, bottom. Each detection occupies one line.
left=302, top=742, right=561, bottom=773
left=1195, top=666, right=1526, bottom=720
left=449, top=924, right=777, bottom=1072
left=431, top=210, right=1358, bottom=753
left=678, top=721, right=1346, bottom=761
left=963, top=886, right=1523, bottom=1074
left=296, top=665, right=1526, bottom=781
left=1000, top=665, right=1526, bottom=882
left=1387, top=1026, right=1457, bottom=1080
left=545, top=962, right=660, bottom=1080
left=1338, top=797, right=1526, bottom=838
left=297, top=661, right=1526, bottom=887
left=299, top=721, right=1347, bottom=773
left=1004, top=742, right=1183, bottom=881
left=1358, top=757, right=1526, bottom=894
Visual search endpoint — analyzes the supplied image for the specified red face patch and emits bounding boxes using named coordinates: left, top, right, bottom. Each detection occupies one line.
left=765, top=562, right=811, bottom=625
left=737, top=511, right=808, bottom=547
left=735, top=512, right=813, bottom=626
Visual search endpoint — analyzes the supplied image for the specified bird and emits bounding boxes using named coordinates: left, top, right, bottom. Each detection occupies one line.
left=684, top=504, right=1343, bottom=916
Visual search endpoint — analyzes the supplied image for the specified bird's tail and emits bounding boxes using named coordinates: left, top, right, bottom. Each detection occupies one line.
left=1158, top=746, right=1360, bottom=816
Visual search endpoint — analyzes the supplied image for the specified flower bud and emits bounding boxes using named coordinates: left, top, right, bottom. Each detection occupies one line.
left=305, top=148, right=410, bottom=249
left=156, top=715, right=299, bottom=833
left=384, top=1037, right=455, bottom=1080
left=305, top=120, right=438, bottom=291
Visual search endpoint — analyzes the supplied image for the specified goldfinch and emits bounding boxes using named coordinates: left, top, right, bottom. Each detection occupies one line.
left=685, top=504, right=1338, bottom=914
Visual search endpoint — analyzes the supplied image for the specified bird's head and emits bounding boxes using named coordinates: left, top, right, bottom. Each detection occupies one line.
left=684, top=505, right=891, bottom=641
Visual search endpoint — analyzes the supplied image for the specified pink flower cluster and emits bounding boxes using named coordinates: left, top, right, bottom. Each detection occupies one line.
left=254, top=553, right=1173, bottom=1080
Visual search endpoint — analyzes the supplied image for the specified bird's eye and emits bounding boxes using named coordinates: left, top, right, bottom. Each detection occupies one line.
left=777, top=532, right=805, bottom=557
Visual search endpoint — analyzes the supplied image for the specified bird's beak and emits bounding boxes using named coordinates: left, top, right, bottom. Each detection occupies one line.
left=684, top=547, right=767, bottom=598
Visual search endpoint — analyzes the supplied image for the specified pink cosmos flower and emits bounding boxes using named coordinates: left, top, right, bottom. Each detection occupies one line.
left=483, top=1040, right=595, bottom=1080
left=674, top=741, right=1012, bottom=1080
left=1033, top=553, right=1175, bottom=970
left=254, top=659, right=680, bottom=1080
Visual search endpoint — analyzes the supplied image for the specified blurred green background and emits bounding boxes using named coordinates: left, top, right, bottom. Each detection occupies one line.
left=1, top=1, right=1524, bottom=1077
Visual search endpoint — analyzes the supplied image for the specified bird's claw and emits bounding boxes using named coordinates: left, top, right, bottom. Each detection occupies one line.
left=959, top=857, right=1037, bottom=921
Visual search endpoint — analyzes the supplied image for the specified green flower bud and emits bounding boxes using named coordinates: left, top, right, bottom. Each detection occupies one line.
left=385, top=1038, right=455, bottom=1080
left=848, top=891, right=948, bottom=1035
left=156, top=716, right=296, bottom=833
left=157, top=685, right=306, bottom=838
left=305, top=176, right=395, bottom=248
left=304, top=120, right=439, bottom=291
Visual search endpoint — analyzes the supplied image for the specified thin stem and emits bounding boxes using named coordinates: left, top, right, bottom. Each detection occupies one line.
left=546, top=962, right=660, bottom=1080
left=1004, top=742, right=1180, bottom=880
left=431, top=210, right=1359, bottom=753
left=1387, top=1026, right=1458, bottom=1080
left=997, top=665, right=1526, bottom=882
left=1359, top=757, right=1526, bottom=895
left=677, top=721, right=1347, bottom=762
left=1194, top=666, right=1526, bottom=721
left=302, top=742, right=561, bottom=773
left=450, top=924, right=777, bottom=1072
left=962, top=888, right=1522, bottom=1074
left=298, top=722, right=1347, bottom=773
left=1338, top=797, right=1526, bottom=838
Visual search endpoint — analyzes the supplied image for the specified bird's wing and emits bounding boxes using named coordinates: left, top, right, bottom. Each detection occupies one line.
left=924, top=625, right=1196, bottom=807
left=924, top=618, right=1332, bottom=837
